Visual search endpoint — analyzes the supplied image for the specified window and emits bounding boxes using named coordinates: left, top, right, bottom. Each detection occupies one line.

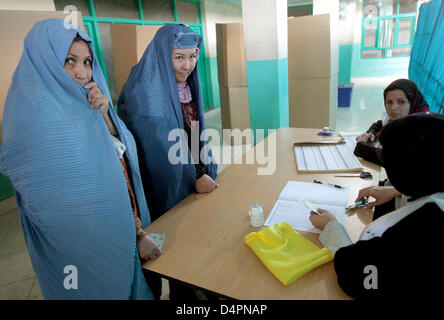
left=361, top=0, right=417, bottom=58
left=176, top=0, right=200, bottom=24
left=142, top=0, right=174, bottom=22
left=93, top=0, right=139, bottom=19
left=288, top=4, right=312, bottom=18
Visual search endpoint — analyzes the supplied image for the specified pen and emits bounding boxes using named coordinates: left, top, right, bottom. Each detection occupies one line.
left=313, top=179, right=344, bottom=189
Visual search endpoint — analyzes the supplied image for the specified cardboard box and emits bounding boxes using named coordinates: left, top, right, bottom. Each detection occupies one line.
left=288, top=75, right=338, bottom=129
left=216, top=23, right=248, bottom=87
left=219, top=86, right=251, bottom=145
left=216, top=22, right=251, bottom=145
left=219, top=85, right=250, bottom=130
left=0, top=10, right=84, bottom=143
left=111, top=24, right=162, bottom=96
left=288, top=14, right=338, bottom=78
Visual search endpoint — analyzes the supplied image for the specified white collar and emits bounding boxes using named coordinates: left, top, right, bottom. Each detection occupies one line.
left=360, top=192, right=444, bottom=240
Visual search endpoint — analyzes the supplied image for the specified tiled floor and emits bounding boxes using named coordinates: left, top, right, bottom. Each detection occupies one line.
left=0, top=76, right=400, bottom=299
left=0, top=197, right=41, bottom=299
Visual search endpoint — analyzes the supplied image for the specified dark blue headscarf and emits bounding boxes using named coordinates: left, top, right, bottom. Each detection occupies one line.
left=118, top=24, right=217, bottom=219
left=0, top=19, right=153, bottom=299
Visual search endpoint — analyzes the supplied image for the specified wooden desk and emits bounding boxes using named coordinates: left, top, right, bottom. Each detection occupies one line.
left=142, top=128, right=380, bottom=300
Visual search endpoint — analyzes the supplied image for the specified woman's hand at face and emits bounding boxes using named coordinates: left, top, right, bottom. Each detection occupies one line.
left=85, top=82, right=109, bottom=116
left=309, top=208, right=337, bottom=231
left=356, top=132, right=375, bottom=143
left=195, top=174, right=219, bottom=193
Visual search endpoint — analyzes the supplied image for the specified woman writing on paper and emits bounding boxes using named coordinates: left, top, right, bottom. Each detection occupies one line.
left=0, top=19, right=160, bottom=299
left=310, top=112, right=444, bottom=299
left=118, top=24, right=218, bottom=223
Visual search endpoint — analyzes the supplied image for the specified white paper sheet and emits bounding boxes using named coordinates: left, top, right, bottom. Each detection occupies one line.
left=294, top=143, right=362, bottom=172
left=265, top=181, right=349, bottom=233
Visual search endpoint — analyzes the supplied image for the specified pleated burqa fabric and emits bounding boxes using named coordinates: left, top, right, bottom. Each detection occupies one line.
left=409, top=0, right=444, bottom=113
left=118, top=24, right=217, bottom=219
left=0, top=19, right=153, bottom=299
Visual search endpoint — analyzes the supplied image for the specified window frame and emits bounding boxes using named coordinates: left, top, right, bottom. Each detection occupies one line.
left=288, top=2, right=313, bottom=16
left=361, top=0, right=417, bottom=59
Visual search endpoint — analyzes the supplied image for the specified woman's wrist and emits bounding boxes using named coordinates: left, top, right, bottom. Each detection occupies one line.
left=389, top=188, right=402, bottom=199
left=102, top=111, right=119, bottom=136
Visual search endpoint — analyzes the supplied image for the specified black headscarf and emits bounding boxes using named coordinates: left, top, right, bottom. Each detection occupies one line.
left=383, top=79, right=430, bottom=114
left=380, top=112, right=444, bottom=200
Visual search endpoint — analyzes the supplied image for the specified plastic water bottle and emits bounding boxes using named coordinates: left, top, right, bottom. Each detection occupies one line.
left=249, top=203, right=264, bottom=227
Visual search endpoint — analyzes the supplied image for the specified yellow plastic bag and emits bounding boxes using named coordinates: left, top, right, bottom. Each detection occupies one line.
left=244, top=222, right=333, bottom=286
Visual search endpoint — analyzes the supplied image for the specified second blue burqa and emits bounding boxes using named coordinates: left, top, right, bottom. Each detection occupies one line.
left=118, top=24, right=218, bottom=219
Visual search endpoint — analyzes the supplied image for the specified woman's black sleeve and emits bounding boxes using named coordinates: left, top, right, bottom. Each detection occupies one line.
left=195, top=163, right=206, bottom=179
left=367, top=120, right=383, bottom=136
left=354, top=142, right=383, bottom=166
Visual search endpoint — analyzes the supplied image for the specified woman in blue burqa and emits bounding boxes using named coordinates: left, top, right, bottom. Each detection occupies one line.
left=0, top=19, right=161, bottom=299
left=118, top=24, right=218, bottom=222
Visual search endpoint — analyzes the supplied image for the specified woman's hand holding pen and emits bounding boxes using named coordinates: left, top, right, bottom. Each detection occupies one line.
left=355, top=186, right=402, bottom=209
left=309, top=208, right=337, bottom=231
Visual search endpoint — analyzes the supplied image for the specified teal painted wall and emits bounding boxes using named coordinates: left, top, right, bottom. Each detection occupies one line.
left=339, top=44, right=353, bottom=83
left=246, top=58, right=289, bottom=143
left=351, top=43, right=410, bottom=78
left=0, top=173, right=14, bottom=201
left=207, top=57, right=220, bottom=109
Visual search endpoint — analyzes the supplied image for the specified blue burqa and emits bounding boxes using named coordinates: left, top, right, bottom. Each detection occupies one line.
left=0, top=19, right=153, bottom=299
left=118, top=24, right=218, bottom=219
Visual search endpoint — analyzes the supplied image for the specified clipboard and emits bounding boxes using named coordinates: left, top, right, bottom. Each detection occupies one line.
left=293, top=139, right=362, bottom=173
left=293, top=137, right=345, bottom=146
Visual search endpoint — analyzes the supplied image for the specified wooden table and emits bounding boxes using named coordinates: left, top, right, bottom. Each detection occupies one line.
left=142, top=128, right=380, bottom=300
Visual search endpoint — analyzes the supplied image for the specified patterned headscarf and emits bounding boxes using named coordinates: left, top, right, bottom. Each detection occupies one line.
left=383, top=79, right=430, bottom=114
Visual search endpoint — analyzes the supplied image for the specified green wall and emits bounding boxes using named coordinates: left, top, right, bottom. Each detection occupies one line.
left=339, top=43, right=409, bottom=81
left=339, top=44, right=353, bottom=83
left=207, top=56, right=220, bottom=109
left=0, top=173, right=14, bottom=201
left=350, top=43, right=410, bottom=78
left=246, top=58, right=289, bottom=143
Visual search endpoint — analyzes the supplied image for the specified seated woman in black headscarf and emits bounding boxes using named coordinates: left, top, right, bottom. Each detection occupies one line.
left=354, top=78, right=429, bottom=165
left=354, top=79, right=430, bottom=219
left=309, top=112, right=444, bottom=299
